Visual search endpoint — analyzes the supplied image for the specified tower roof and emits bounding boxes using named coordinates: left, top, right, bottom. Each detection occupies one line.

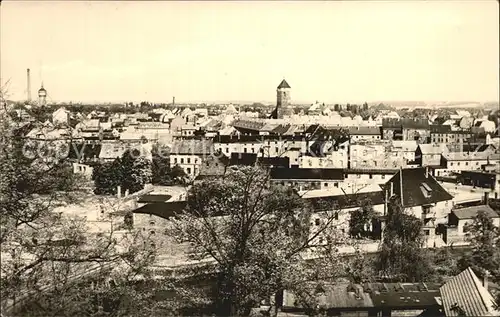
left=277, top=79, right=291, bottom=89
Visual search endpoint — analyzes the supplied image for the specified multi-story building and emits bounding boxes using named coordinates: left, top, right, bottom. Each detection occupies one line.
left=169, top=139, right=213, bottom=178
left=382, top=118, right=430, bottom=143
left=441, top=152, right=500, bottom=174
left=348, top=126, right=382, bottom=142
left=430, top=124, right=473, bottom=145
left=349, top=141, right=406, bottom=169
left=415, top=144, right=448, bottom=167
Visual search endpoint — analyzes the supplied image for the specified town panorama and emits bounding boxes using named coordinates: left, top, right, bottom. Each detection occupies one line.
left=1, top=1, right=499, bottom=317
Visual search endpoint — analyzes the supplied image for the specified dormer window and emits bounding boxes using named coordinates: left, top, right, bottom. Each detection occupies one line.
left=420, top=182, right=432, bottom=198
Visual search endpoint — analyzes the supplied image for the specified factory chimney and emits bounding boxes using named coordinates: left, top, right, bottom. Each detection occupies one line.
left=27, top=68, right=32, bottom=102
left=172, top=96, right=176, bottom=107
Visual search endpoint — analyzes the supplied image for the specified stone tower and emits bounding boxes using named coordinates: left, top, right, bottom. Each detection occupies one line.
left=275, top=79, right=291, bottom=119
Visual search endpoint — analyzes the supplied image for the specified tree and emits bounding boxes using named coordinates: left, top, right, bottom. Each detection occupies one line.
left=349, top=200, right=377, bottom=239
left=93, top=149, right=152, bottom=195
left=1, top=88, right=158, bottom=316
left=362, top=102, right=368, bottom=111
left=167, top=166, right=346, bottom=316
left=376, top=198, right=434, bottom=282
left=458, top=210, right=500, bottom=282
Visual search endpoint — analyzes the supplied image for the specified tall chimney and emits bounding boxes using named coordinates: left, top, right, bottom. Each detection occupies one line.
left=172, top=96, right=175, bottom=107
left=27, top=68, right=32, bottom=102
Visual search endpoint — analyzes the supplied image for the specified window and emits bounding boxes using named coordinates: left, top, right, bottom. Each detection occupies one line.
left=424, top=230, right=430, bottom=236
left=186, top=167, right=191, bottom=174
left=465, top=162, right=468, bottom=166
left=315, top=218, right=321, bottom=226
left=324, top=183, right=328, bottom=187
left=187, top=158, right=191, bottom=164
left=174, top=158, right=178, bottom=164
left=319, top=237, right=324, bottom=244
left=206, top=162, right=210, bottom=167
left=450, top=162, right=453, bottom=166
left=225, top=148, right=229, bottom=153
left=195, top=159, right=198, bottom=164
left=334, top=182, right=339, bottom=188
left=369, top=174, right=373, bottom=179
left=149, top=220, right=155, bottom=226
left=275, top=147, right=279, bottom=153
left=181, top=158, right=184, bottom=164
left=150, top=230, right=155, bottom=235
left=244, top=148, right=247, bottom=153
left=381, top=174, right=385, bottom=179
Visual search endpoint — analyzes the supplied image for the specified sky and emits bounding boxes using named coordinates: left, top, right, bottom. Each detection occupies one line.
left=1, top=1, right=499, bottom=104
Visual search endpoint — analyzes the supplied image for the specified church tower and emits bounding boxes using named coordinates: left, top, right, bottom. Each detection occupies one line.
left=275, top=79, right=291, bottom=119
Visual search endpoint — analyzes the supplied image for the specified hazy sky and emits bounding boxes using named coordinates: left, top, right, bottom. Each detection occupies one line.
left=1, top=1, right=498, bottom=104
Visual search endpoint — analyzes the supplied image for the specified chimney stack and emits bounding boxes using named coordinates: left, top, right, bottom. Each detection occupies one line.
left=117, top=185, right=122, bottom=198
left=483, top=192, right=489, bottom=205
left=27, top=68, right=32, bottom=102
left=425, top=166, right=429, bottom=178
left=172, top=96, right=175, bottom=107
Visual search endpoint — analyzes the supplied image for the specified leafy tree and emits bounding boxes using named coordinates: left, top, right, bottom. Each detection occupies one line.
left=344, top=247, right=375, bottom=284
left=93, top=159, right=123, bottom=195
left=349, top=200, right=377, bottom=239
left=458, top=210, right=500, bottom=283
left=0, top=103, right=157, bottom=315
left=152, top=144, right=173, bottom=185
left=93, top=149, right=152, bottom=195
left=168, top=166, right=346, bottom=316
left=169, top=164, right=187, bottom=183
left=376, top=198, right=434, bottom=282
left=362, top=102, right=369, bottom=111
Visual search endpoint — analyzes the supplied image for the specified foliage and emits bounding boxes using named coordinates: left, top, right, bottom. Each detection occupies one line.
left=168, top=166, right=347, bottom=316
left=458, top=210, right=500, bottom=283
left=1, top=97, right=157, bottom=316
left=376, top=198, right=434, bottom=282
left=93, top=149, right=152, bottom=195
left=349, top=200, right=378, bottom=239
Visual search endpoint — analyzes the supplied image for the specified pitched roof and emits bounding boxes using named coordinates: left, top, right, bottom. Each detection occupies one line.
left=348, top=126, right=381, bottom=136
left=229, top=153, right=289, bottom=168
left=137, top=194, right=173, bottom=204
left=440, top=267, right=499, bottom=317
left=452, top=205, right=499, bottom=220
left=418, top=144, right=448, bottom=155
left=170, top=139, right=213, bottom=155
left=385, top=168, right=453, bottom=207
left=133, top=201, right=187, bottom=219
left=270, top=168, right=344, bottom=181
left=282, top=283, right=374, bottom=311
left=277, top=79, right=291, bottom=89
left=305, top=191, right=386, bottom=210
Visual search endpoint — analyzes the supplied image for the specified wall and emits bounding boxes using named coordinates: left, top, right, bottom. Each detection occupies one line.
left=170, top=154, right=203, bottom=177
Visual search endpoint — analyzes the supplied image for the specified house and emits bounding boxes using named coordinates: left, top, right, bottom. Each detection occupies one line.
left=415, top=144, right=448, bottom=167
left=270, top=168, right=344, bottom=191
left=348, top=126, right=382, bottom=142
left=278, top=282, right=443, bottom=317
left=52, top=107, right=70, bottom=126
left=382, top=118, right=430, bottom=142
left=446, top=203, right=500, bottom=242
left=349, top=141, right=406, bottom=169
left=390, top=140, right=418, bottom=162
left=384, top=167, right=454, bottom=220
left=169, top=139, right=214, bottom=178
left=441, top=152, right=500, bottom=174
left=98, top=141, right=151, bottom=162
left=430, top=125, right=473, bottom=145
left=440, top=267, right=499, bottom=317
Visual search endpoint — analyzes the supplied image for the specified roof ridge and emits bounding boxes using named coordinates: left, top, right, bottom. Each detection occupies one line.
left=467, top=267, right=494, bottom=314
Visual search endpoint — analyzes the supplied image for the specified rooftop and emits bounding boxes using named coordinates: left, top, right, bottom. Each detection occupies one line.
left=452, top=204, right=499, bottom=220
left=440, top=267, right=499, bottom=317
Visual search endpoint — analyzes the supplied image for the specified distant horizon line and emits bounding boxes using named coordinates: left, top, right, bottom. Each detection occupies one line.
left=8, top=98, right=500, bottom=106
